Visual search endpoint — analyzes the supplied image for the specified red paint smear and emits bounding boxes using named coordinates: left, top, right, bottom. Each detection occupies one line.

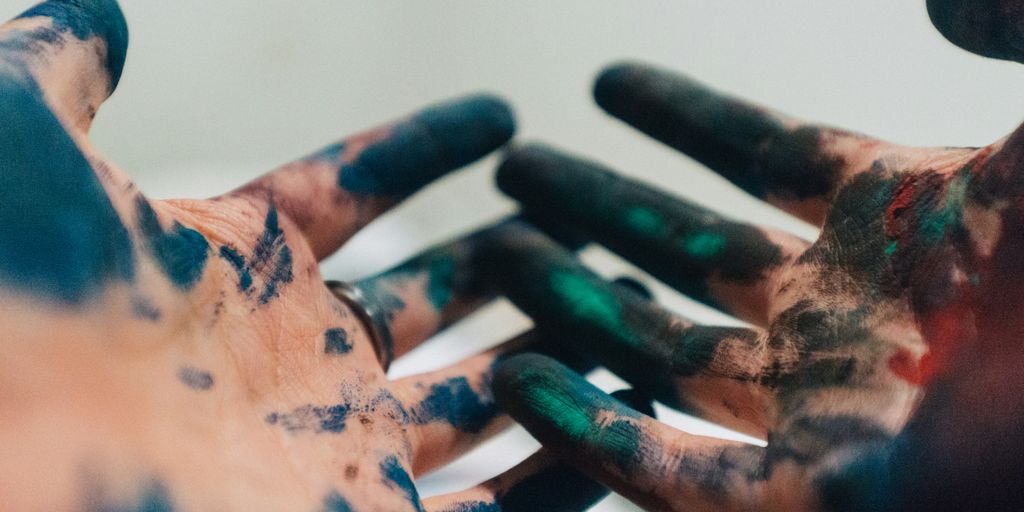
left=886, top=175, right=920, bottom=239
left=889, top=348, right=924, bottom=386
left=890, top=303, right=975, bottom=386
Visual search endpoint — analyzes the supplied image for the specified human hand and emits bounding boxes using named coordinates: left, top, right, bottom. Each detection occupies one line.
left=486, top=59, right=1024, bottom=511
left=0, top=2, right=630, bottom=510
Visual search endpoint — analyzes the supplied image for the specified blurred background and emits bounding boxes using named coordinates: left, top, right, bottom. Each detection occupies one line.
left=4, top=1, right=1024, bottom=509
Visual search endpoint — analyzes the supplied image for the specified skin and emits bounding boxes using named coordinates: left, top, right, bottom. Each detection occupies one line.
left=0, top=2, right=636, bottom=510
left=489, top=58, right=1024, bottom=510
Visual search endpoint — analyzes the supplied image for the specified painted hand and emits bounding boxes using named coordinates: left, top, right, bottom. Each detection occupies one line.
left=0, top=2, right=640, bottom=510
left=485, top=60, right=1024, bottom=511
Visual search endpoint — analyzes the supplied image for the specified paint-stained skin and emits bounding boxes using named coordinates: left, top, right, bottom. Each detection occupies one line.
left=136, top=197, right=209, bottom=291
left=440, top=502, right=500, bottom=512
left=176, top=366, right=214, bottom=391
left=265, top=404, right=352, bottom=434
left=594, top=64, right=847, bottom=204
left=490, top=60, right=1024, bottom=511
left=380, top=456, right=423, bottom=512
left=322, top=490, right=354, bottom=512
left=498, top=145, right=791, bottom=315
left=351, top=219, right=535, bottom=363
left=927, top=0, right=1024, bottom=63
left=217, top=206, right=294, bottom=305
left=87, top=480, right=175, bottom=512
left=410, top=375, right=496, bottom=434
left=217, top=245, right=252, bottom=292
left=334, top=95, right=515, bottom=199
left=0, top=3, right=539, bottom=509
left=16, top=0, right=128, bottom=87
left=324, top=327, right=353, bottom=355
left=0, top=75, right=134, bottom=304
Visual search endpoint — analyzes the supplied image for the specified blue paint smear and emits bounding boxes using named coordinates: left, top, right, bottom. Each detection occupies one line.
left=92, top=480, right=175, bottom=512
left=177, top=366, right=214, bottom=391
left=216, top=207, right=293, bottom=304
left=338, top=95, right=514, bottom=199
left=324, top=328, right=352, bottom=355
left=410, top=376, right=496, bottom=434
left=322, top=490, right=355, bottom=512
left=132, top=297, right=161, bottom=321
left=17, top=0, right=129, bottom=89
left=218, top=245, right=252, bottom=292
left=440, top=501, right=500, bottom=512
left=380, top=456, right=422, bottom=512
left=0, top=75, right=135, bottom=304
left=266, top=404, right=351, bottom=434
left=136, top=197, right=208, bottom=291
left=251, top=207, right=293, bottom=304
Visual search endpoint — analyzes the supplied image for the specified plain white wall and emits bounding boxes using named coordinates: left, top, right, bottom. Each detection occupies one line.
left=6, top=1, right=1024, bottom=510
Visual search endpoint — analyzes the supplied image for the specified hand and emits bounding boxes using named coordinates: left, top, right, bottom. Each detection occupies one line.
left=0, top=2, right=626, bottom=510
left=486, top=59, right=1024, bottom=511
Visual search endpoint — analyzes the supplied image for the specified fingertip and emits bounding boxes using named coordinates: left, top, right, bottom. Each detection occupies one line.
left=493, top=353, right=577, bottom=425
left=593, top=61, right=641, bottom=105
left=418, top=92, right=517, bottom=160
left=926, top=0, right=1024, bottom=63
left=338, top=93, right=515, bottom=198
left=17, top=0, right=130, bottom=91
left=495, top=142, right=561, bottom=197
left=593, top=60, right=659, bottom=114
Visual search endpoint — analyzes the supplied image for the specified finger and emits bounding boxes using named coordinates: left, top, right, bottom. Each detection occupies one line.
left=395, top=331, right=532, bottom=475
left=422, top=389, right=654, bottom=512
left=927, top=0, right=1024, bottom=63
left=2, top=0, right=129, bottom=134
left=494, top=354, right=767, bottom=511
left=480, top=226, right=772, bottom=436
left=395, top=274, right=655, bottom=475
left=347, top=219, right=519, bottom=365
left=346, top=213, right=606, bottom=367
left=593, top=61, right=894, bottom=226
left=498, top=144, right=808, bottom=325
left=229, top=94, right=515, bottom=260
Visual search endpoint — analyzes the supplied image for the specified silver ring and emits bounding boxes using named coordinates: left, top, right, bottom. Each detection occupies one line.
left=325, top=280, right=394, bottom=371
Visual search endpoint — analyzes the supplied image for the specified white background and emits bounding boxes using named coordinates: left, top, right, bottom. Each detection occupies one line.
left=5, top=1, right=1024, bottom=510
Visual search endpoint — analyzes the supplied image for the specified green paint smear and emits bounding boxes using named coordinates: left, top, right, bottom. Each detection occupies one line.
left=520, top=372, right=597, bottom=440
left=548, top=270, right=627, bottom=338
left=516, top=366, right=644, bottom=470
left=425, top=255, right=456, bottom=310
left=622, top=207, right=667, bottom=237
left=681, top=231, right=726, bottom=260
left=884, top=241, right=898, bottom=256
left=920, top=171, right=971, bottom=244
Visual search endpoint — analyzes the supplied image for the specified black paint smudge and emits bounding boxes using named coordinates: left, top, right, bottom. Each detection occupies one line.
left=177, top=366, right=214, bottom=391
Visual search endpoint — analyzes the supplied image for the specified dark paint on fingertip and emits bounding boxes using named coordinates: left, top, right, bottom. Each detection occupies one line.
left=17, top=0, right=129, bottom=89
left=592, top=63, right=844, bottom=201
left=927, top=0, right=1024, bottom=63
left=338, top=95, right=515, bottom=198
